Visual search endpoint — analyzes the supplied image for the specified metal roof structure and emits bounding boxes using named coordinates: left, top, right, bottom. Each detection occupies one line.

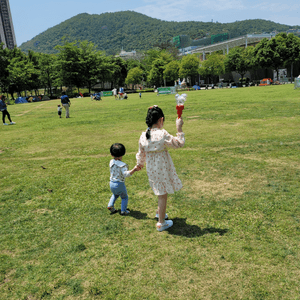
left=184, top=34, right=273, bottom=58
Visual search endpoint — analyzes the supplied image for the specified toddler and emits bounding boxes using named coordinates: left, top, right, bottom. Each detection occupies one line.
left=57, top=105, right=62, bottom=118
left=108, top=143, right=140, bottom=215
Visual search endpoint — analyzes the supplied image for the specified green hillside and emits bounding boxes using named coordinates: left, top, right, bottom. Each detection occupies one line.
left=19, top=11, right=297, bottom=55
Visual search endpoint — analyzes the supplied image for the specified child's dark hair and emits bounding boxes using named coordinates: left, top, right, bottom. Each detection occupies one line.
left=145, top=106, right=165, bottom=139
left=110, top=143, right=126, bottom=157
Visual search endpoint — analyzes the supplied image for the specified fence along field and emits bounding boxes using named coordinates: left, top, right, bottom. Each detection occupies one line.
left=0, top=84, right=300, bottom=299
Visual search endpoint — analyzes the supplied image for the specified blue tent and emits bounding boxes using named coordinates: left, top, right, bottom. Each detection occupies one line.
left=193, top=85, right=201, bottom=90
left=15, top=97, right=28, bottom=104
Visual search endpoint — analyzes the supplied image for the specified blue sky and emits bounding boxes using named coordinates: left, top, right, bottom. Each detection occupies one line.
left=10, top=0, right=300, bottom=46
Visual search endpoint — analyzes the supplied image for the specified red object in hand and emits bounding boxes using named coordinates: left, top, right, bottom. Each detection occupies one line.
left=176, top=105, right=184, bottom=118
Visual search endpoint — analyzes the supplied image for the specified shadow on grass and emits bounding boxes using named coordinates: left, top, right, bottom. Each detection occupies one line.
left=127, top=209, right=149, bottom=220
left=168, top=217, right=229, bottom=238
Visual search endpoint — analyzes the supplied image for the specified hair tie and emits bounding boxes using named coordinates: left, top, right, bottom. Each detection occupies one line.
left=148, top=105, right=158, bottom=110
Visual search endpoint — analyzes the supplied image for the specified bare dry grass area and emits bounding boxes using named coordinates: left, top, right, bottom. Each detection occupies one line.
left=188, top=174, right=264, bottom=199
left=1, top=85, right=300, bottom=299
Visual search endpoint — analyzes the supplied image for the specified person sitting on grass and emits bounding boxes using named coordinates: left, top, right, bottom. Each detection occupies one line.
left=107, top=143, right=141, bottom=215
left=0, top=95, right=16, bottom=125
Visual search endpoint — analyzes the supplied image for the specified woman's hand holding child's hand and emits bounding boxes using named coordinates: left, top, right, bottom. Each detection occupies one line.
left=134, top=165, right=143, bottom=172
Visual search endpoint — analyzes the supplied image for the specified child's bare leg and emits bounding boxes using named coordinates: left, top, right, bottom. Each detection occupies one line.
left=158, top=194, right=168, bottom=224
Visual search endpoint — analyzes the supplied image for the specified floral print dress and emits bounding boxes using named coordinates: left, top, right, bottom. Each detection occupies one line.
left=136, top=128, right=185, bottom=195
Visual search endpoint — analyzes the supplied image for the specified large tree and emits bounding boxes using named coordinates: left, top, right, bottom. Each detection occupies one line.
left=179, top=54, right=200, bottom=85
left=199, top=53, right=225, bottom=84
left=55, top=39, right=82, bottom=92
left=224, top=46, right=254, bottom=80
left=125, top=67, right=144, bottom=87
left=5, top=47, right=36, bottom=98
left=163, top=60, right=180, bottom=85
left=0, top=44, right=11, bottom=95
left=27, top=50, right=42, bottom=95
left=108, top=56, right=128, bottom=88
left=142, top=49, right=172, bottom=84
left=253, top=35, right=288, bottom=79
left=148, top=58, right=167, bottom=87
left=284, top=33, right=300, bottom=80
left=38, top=53, right=58, bottom=96
left=79, top=41, right=108, bottom=93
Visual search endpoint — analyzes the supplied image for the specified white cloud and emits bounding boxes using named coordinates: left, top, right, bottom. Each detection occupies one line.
left=201, top=0, right=246, bottom=11
left=134, top=0, right=194, bottom=21
left=252, top=2, right=296, bottom=13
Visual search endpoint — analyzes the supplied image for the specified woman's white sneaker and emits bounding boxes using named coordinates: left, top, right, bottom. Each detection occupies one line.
left=156, top=220, right=173, bottom=232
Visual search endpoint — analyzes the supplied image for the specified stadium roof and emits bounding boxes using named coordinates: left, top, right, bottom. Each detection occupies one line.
left=184, top=34, right=273, bottom=56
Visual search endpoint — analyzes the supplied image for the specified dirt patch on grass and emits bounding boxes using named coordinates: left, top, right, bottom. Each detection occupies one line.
left=189, top=179, right=245, bottom=198
left=16, top=103, right=45, bottom=117
left=187, top=116, right=200, bottom=119
left=230, top=153, right=300, bottom=170
left=35, top=209, right=53, bottom=214
left=221, top=123, right=241, bottom=127
left=188, top=175, right=267, bottom=199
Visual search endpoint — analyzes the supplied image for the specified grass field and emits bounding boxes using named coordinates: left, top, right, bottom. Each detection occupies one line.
left=1, top=85, right=300, bottom=299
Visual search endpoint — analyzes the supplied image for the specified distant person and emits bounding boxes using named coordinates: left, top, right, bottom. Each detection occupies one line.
left=139, top=92, right=142, bottom=98
left=119, top=87, right=124, bottom=99
left=124, top=93, right=128, bottom=99
left=112, top=88, right=118, bottom=100
left=107, top=143, right=141, bottom=215
left=0, top=95, right=15, bottom=125
left=61, top=91, right=71, bottom=118
left=57, top=105, right=62, bottom=118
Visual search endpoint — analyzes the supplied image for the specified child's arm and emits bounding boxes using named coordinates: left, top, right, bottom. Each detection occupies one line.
left=136, top=138, right=146, bottom=168
left=164, top=118, right=185, bottom=148
left=122, top=165, right=141, bottom=177
left=129, top=165, right=142, bottom=175
left=176, top=117, right=183, bottom=133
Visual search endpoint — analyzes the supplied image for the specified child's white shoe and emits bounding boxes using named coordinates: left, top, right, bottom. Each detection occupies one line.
left=156, top=220, right=173, bottom=232
left=10, top=122, right=16, bottom=125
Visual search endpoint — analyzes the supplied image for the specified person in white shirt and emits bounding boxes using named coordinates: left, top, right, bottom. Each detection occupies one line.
left=107, top=143, right=141, bottom=215
left=57, top=105, right=62, bottom=118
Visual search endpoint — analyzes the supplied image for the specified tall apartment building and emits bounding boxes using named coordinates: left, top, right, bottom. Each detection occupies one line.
left=0, top=0, right=16, bottom=49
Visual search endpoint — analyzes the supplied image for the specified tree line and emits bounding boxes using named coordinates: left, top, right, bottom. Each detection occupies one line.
left=20, top=11, right=298, bottom=55
left=1, top=33, right=300, bottom=99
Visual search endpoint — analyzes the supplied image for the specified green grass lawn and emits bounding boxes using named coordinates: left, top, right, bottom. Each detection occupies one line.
left=1, top=85, right=300, bottom=299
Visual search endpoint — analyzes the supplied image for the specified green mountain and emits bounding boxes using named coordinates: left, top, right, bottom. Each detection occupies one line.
left=19, top=11, right=298, bottom=55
